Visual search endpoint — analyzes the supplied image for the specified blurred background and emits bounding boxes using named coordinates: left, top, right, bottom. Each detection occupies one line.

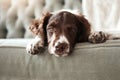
left=0, top=0, right=82, bottom=38
left=0, top=0, right=120, bottom=39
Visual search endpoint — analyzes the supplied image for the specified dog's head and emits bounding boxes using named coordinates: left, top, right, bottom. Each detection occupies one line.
left=30, top=10, right=90, bottom=57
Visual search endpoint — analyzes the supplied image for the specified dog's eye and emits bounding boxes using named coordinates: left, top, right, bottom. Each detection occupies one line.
left=67, top=27, right=76, bottom=33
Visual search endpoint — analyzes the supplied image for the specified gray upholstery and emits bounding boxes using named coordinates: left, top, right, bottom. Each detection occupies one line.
left=0, top=39, right=120, bottom=80
left=0, top=0, right=82, bottom=38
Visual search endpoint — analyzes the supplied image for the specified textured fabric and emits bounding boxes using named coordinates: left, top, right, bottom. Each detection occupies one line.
left=82, top=0, right=120, bottom=32
left=0, top=39, right=120, bottom=80
left=0, top=0, right=82, bottom=38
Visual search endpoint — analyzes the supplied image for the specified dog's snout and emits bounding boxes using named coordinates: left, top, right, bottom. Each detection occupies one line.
left=56, top=43, right=67, bottom=51
left=55, top=42, right=69, bottom=56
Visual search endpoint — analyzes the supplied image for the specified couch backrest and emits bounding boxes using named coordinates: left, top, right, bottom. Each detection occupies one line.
left=0, top=0, right=82, bottom=38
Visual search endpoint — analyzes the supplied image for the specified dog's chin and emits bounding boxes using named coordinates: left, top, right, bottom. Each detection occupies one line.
left=53, top=52, right=69, bottom=57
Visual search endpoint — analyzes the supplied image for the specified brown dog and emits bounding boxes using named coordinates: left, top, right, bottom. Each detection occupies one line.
left=26, top=10, right=116, bottom=57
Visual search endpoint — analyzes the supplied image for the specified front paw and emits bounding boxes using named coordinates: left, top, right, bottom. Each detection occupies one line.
left=26, top=42, right=45, bottom=55
left=88, top=31, right=107, bottom=43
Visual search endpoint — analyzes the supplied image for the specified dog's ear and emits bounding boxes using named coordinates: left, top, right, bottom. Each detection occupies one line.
left=29, top=12, right=52, bottom=35
left=29, top=19, right=40, bottom=35
left=75, top=14, right=91, bottom=42
left=29, top=11, right=52, bottom=45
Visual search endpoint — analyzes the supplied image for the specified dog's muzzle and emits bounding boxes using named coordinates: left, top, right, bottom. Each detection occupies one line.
left=54, top=42, right=70, bottom=57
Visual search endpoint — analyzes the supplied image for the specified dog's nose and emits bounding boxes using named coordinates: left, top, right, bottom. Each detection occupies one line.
left=55, top=42, right=69, bottom=56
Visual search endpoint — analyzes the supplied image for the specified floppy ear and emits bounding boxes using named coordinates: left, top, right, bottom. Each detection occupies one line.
left=75, top=14, right=91, bottom=42
left=29, top=11, right=52, bottom=45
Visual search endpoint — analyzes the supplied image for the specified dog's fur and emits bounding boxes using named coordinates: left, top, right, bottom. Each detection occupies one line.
left=26, top=10, right=120, bottom=57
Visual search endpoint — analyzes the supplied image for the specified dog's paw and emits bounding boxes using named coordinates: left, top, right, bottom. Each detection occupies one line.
left=88, top=31, right=107, bottom=43
left=26, top=41, right=45, bottom=55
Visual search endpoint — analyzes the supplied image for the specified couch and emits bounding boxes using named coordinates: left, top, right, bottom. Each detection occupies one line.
left=0, top=0, right=120, bottom=80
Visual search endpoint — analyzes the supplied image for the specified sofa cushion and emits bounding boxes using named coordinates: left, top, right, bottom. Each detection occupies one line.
left=0, top=39, right=120, bottom=80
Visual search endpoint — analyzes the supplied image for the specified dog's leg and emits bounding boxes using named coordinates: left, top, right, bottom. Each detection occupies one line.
left=26, top=36, right=45, bottom=55
left=88, top=31, right=108, bottom=43
left=88, top=31, right=120, bottom=43
left=106, top=31, right=120, bottom=40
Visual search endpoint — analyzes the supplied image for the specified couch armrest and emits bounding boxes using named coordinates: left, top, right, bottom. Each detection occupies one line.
left=0, top=39, right=120, bottom=80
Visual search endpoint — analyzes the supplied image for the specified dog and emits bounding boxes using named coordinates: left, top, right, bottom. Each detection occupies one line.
left=26, top=10, right=120, bottom=57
